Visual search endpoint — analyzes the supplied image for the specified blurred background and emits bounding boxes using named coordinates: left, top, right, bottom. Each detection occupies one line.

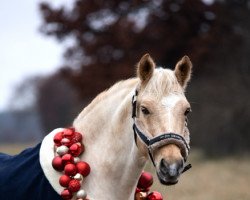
left=0, top=0, right=250, bottom=199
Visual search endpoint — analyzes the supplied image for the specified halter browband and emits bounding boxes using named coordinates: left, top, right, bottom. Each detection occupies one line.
left=132, top=90, right=192, bottom=173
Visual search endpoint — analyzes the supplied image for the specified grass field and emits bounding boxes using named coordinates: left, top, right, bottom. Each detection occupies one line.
left=1, top=144, right=250, bottom=200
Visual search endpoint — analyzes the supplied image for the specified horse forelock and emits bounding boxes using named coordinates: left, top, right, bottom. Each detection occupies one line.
left=142, top=68, right=183, bottom=98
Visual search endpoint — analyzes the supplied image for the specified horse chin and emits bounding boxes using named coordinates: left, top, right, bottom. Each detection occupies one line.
left=157, top=172, right=179, bottom=186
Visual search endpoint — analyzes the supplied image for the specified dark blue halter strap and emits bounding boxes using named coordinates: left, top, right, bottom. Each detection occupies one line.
left=133, top=124, right=190, bottom=152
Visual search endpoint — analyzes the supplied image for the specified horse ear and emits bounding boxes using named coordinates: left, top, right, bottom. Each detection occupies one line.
left=137, top=53, right=155, bottom=84
left=174, top=55, right=192, bottom=89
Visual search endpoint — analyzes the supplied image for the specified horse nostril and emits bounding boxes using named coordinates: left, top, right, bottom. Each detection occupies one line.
left=160, top=159, right=169, bottom=175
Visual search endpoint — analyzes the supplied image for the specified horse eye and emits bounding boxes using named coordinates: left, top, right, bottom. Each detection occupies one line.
left=141, top=106, right=150, bottom=115
left=184, top=108, right=191, bottom=116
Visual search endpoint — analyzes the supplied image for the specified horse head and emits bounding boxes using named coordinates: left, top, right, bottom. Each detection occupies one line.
left=133, top=54, right=192, bottom=185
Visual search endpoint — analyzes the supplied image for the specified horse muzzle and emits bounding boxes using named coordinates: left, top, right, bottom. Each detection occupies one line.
left=157, top=158, right=184, bottom=185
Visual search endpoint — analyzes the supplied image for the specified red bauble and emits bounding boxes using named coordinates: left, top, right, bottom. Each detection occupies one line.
left=76, top=161, right=91, bottom=177
left=71, top=132, right=83, bottom=143
left=63, top=128, right=74, bottom=139
left=68, top=179, right=81, bottom=192
left=137, top=171, right=153, bottom=189
left=64, top=163, right=77, bottom=176
left=59, top=175, right=71, bottom=187
left=53, top=132, right=63, bottom=146
left=61, top=189, right=73, bottom=199
left=52, top=156, right=64, bottom=171
left=62, top=154, right=74, bottom=165
left=147, top=191, right=163, bottom=200
left=69, top=143, right=83, bottom=157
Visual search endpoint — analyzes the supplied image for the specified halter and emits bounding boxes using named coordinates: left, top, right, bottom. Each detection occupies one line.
left=132, top=90, right=192, bottom=173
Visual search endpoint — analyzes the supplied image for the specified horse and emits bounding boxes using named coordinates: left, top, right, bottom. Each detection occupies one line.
left=0, top=53, right=192, bottom=200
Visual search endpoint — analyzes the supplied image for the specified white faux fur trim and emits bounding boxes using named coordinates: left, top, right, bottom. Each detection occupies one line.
left=39, top=128, right=65, bottom=194
left=40, top=128, right=94, bottom=199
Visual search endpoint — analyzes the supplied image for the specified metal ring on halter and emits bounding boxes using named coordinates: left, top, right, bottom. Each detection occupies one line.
left=131, top=90, right=192, bottom=173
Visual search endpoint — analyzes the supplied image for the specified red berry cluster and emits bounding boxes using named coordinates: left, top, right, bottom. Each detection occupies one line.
left=52, top=128, right=90, bottom=200
left=135, top=172, right=163, bottom=200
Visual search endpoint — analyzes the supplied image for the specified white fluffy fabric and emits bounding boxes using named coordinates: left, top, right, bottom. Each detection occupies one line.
left=39, top=128, right=65, bottom=194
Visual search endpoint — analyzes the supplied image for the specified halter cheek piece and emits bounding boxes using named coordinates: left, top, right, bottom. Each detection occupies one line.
left=132, top=90, right=192, bottom=173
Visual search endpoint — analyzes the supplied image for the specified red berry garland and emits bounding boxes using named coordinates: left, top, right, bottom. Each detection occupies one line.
left=63, top=128, right=75, bottom=138
left=147, top=191, right=164, bottom=200
left=76, top=162, right=91, bottom=177
left=52, top=156, right=64, bottom=171
left=135, top=172, right=164, bottom=200
left=137, top=171, right=153, bottom=190
left=62, top=154, right=74, bottom=165
left=70, top=143, right=83, bottom=157
left=52, top=128, right=163, bottom=200
left=53, top=132, right=63, bottom=146
left=64, top=163, right=77, bottom=176
left=71, top=132, right=82, bottom=143
left=52, top=128, right=90, bottom=200
left=68, top=179, right=81, bottom=193
left=61, top=189, right=73, bottom=199
left=59, top=175, right=71, bottom=187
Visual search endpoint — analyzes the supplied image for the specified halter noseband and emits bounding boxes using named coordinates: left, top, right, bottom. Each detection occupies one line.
left=132, top=90, right=192, bottom=173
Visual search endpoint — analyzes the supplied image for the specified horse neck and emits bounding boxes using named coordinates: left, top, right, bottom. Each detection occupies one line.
left=73, top=79, right=147, bottom=200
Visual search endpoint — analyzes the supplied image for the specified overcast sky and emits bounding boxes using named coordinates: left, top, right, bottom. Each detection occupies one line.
left=0, top=0, right=72, bottom=111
